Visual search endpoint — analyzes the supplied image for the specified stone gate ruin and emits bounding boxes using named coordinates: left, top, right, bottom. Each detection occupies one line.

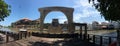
left=39, top=6, right=74, bottom=33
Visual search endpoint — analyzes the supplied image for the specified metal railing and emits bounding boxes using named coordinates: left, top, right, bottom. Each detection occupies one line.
left=0, top=30, right=31, bottom=43
left=0, top=30, right=117, bottom=46
left=87, top=34, right=117, bottom=46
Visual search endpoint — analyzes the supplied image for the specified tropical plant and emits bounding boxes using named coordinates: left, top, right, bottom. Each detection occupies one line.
left=89, top=0, right=120, bottom=45
left=89, top=0, right=120, bottom=28
left=0, top=0, right=10, bottom=21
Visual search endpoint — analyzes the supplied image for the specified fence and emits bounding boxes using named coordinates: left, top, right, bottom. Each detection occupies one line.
left=32, top=32, right=117, bottom=46
left=0, top=31, right=31, bottom=43
left=87, top=34, right=117, bottom=46
left=32, top=32, right=79, bottom=38
left=0, top=30, right=118, bottom=46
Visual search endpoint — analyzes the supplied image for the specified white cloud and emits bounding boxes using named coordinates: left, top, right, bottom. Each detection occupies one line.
left=44, top=0, right=101, bottom=23
left=58, top=16, right=67, bottom=23
left=73, top=0, right=92, bottom=8
left=73, top=0, right=100, bottom=22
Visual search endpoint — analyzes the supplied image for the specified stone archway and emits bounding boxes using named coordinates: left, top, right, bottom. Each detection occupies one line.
left=39, top=6, right=74, bottom=33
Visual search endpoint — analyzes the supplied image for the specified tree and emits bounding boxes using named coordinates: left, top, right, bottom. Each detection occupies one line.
left=0, top=0, right=10, bottom=21
left=89, top=0, right=120, bottom=45
left=89, top=0, right=120, bottom=21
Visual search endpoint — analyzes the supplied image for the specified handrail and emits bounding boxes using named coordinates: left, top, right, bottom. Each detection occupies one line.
left=87, top=34, right=117, bottom=46
left=89, top=34, right=117, bottom=38
left=0, top=30, right=117, bottom=46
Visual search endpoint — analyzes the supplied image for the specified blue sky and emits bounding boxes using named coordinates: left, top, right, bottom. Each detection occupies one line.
left=0, top=0, right=106, bottom=26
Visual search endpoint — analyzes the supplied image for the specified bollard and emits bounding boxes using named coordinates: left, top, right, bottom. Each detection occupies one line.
left=117, top=29, right=120, bottom=46
left=17, top=33, right=19, bottom=40
left=83, top=34, right=86, bottom=40
left=87, top=34, right=90, bottom=42
left=80, top=33, right=82, bottom=39
left=24, top=32, right=26, bottom=38
left=6, top=32, right=9, bottom=43
left=100, top=36, right=103, bottom=46
left=93, top=35, right=95, bottom=44
left=19, top=32, right=22, bottom=39
left=28, top=32, right=30, bottom=37
left=109, top=37, right=112, bottom=45
left=13, top=33, right=15, bottom=41
left=15, top=33, right=17, bottom=40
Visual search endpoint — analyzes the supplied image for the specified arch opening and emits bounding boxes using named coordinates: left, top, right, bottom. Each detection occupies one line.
left=43, top=11, right=68, bottom=31
left=39, top=6, right=74, bottom=33
left=44, top=11, right=67, bottom=23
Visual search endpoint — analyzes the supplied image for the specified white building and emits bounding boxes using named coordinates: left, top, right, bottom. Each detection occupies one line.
left=111, top=21, right=120, bottom=29
left=92, top=21, right=99, bottom=30
left=87, top=24, right=93, bottom=30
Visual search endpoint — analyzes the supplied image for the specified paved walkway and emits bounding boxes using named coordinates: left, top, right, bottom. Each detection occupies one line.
left=0, top=36, right=98, bottom=46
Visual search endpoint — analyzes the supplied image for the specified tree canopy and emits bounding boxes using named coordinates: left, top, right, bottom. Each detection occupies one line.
left=0, top=0, right=10, bottom=21
left=89, top=0, right=120, bottom=21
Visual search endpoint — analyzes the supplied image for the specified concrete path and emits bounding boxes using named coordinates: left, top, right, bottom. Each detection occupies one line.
left=0, top=36, right=98, bottom=46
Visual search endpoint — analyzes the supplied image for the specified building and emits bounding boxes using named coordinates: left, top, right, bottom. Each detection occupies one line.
left=92, top=21, right=99, bottom=30
left=100, top=22, right=109, bottom=29
left=91, top=21, right=116, bottom=30
left=111, top=21, right=120, bottom=29
left=11, top=18, right=68, bottom=31
left=87, top=24, right=93, bottom=30
left=11, top=18, right=40, bottom=29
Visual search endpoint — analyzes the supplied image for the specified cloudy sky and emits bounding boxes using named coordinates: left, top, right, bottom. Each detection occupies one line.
left=0, top=0, right=106, bottom=26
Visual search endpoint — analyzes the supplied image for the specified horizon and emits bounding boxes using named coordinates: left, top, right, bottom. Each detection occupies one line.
left=0, top=0, right=107, bottom=26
